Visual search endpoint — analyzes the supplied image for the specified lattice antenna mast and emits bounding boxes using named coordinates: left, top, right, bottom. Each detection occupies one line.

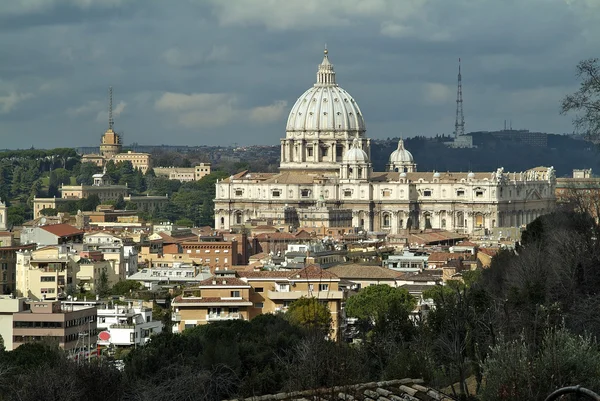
left=454, top=58, right=465, bottom=139
left=108, top=86, right=114, bottom=130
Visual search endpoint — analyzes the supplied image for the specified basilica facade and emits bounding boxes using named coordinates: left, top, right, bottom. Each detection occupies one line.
left=214, top=51, right=556, bottom=236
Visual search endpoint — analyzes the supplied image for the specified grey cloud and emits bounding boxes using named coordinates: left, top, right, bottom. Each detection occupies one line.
left=0, top=0, right=597, bottom=149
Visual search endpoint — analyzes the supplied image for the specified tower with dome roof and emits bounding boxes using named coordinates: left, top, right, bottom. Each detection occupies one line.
left=280, top=49, right=369, bottom=174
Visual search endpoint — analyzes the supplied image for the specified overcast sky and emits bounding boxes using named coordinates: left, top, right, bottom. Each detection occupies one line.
left=0, top=0, right=598, bottom=149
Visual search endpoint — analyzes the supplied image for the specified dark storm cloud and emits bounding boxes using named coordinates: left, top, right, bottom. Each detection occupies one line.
left=0, top=0, right=598, bottom=148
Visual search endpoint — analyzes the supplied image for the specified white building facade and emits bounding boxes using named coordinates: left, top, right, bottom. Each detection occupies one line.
left=215, top=51, right=556, bottom=236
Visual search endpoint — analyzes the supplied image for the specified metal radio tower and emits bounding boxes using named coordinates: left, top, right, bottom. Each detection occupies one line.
left=454, top=58, right=465, bottom=139
left=108, top=86, right=114, bottom=130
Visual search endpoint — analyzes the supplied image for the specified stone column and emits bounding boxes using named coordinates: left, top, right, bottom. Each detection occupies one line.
left=390, top=212, right=397, bottom=234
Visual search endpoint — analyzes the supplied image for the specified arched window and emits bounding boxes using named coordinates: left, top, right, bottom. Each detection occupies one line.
left=441, top=218, right=446, bottom=229
left=424, top=213, right=432, bottom=229
left=475, top=213, right=484, bottom=228
left=220, top=217, right=225, bottom=225
left=456, top=211, right=464, bottom=228
left=382, top=213, right=391, bottom=228
left=235, top=212, right=242, bottom=225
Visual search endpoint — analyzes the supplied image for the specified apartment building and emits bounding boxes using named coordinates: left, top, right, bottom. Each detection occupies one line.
left=20, top=223, right=84, bottom=247
left=383, top=250, right=429, bottom=272
left=180, top=240, right=239, bottom=271
left=12, top=300, right=96, bottom=353
left=84, top=232, right=138, bottom=277
left=0, top=295, right=28, bottom=351
left=1, top=243, right=36, bottom=295
left=127, top=265, right=212, bottom=291
left=172, top=273, right=253, bottom=332
left=173, top=265, right=344, bottom=339
left=16, top=246, right=80, bottom=300
left=76, top=257, right=118, bottom=293
left=138, top=238, right=239, bottom=272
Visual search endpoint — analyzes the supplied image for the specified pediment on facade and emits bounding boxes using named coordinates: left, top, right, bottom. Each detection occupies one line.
left=526, top=189, right=542, bottom=200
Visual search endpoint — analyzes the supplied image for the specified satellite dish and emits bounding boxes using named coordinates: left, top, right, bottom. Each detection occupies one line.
left=40, top=217, right=47, bottom=225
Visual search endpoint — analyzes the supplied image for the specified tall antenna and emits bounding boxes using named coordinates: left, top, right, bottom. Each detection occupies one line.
left=454, top=58, right=465, bottom=139
left=108, top=86, right=114, bottom=130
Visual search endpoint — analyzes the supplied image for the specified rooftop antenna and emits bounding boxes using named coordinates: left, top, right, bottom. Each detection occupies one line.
left=454, top=58, right=465, bottom=139
left=108, top=86, right=114, bottom=131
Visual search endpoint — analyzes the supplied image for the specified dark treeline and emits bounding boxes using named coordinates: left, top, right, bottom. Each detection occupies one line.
left=370, top=135, right=600, bottom=176
left=2, top=208, right=600, bottom=400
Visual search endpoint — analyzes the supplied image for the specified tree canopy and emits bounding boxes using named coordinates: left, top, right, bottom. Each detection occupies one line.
left=346, top=284, right=415, bottom=323
left=562, top=58, right=600, bottom=140
left=285, top=296, right=332, bottom=335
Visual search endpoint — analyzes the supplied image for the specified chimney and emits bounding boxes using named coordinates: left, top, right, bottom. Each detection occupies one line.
left=212, top=280, right=216, bottom=285
left=222, top=280, right=226, bottom=285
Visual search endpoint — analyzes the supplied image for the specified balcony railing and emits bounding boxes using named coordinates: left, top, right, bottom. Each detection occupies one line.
left=206, top=313, right=243, bottom=321
left=267, top=290, right=344, bottom=300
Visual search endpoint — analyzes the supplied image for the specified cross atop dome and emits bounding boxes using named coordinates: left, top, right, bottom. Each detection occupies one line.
left=316, top=47, right=336, bottom=86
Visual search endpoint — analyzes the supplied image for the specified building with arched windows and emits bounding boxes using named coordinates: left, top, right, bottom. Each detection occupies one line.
left=214, top=51, right=556, bottom=236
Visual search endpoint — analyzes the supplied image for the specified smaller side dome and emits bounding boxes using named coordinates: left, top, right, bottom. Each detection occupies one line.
left=433, top=171, right=441, bottom=178
left=400, top=172, right=407, bottom=178
left=389, top=138, right=414, bottom=163
left=468, top=172, right=475, bottom=178
left=343, top=138, right=369, bottom=163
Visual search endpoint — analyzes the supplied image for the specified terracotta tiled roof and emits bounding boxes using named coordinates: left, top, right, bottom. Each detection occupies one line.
left=225, top=378, right=456, bottom=401
left=239, top=266, right=339, bottom=280
left=253, top=225, right=278, bottom=230
left=456, top=241, right=478, bottom=247
left=427, top=252, right=464, bottom=262
left=248, top=252, right=268, bottom=260
left=238, top=271, right=294, bottom=279
left=478, top=248, right=499, bottom=257
left=291, top=264, right=339, bottom=280
left=396, top=271, right=443, bottom=282
left=294, top=230, right=312, bottom=238
left=255, top=232, right=296, bottom=241
left=407, top=231, right=469, bottom=245
left=326, top=264, right=398, bottom=280
left=198, top=277, right=250, bottom=287
left=40, top=223, right=84, bottom=237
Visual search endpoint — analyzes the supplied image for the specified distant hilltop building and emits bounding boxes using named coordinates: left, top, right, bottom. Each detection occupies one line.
left=215, top=50, right=556, bottom=236
left=81, top=87, right=152, bottom=173
left=448, top=128, right=549, bottom=149
left=474, top=129, right=548, bottom=147
left=153, top=163, right=212, bottom=182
